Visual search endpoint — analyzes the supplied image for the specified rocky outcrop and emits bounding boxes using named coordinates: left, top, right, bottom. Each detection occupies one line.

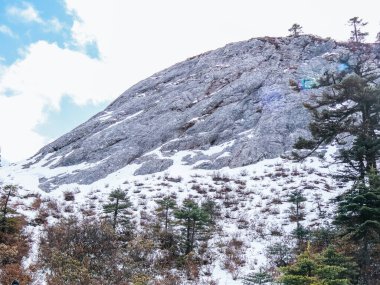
left=27, top=35, right=378, bottom=190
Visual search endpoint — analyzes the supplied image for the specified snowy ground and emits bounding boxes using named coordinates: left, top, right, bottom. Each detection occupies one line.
left=0, top=145, right=347, bottom=284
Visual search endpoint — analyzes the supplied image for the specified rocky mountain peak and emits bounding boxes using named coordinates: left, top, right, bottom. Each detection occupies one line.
left=25, top=35, right=377, bottom=190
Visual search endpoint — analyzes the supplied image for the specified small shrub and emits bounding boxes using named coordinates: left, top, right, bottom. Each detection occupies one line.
left=31, top=196, right=42, bottom=210
left=63, top=191, right=75, bottom=201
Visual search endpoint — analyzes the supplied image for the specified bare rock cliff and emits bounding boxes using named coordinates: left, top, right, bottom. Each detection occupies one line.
left=27, top=35, right=378, bottom=189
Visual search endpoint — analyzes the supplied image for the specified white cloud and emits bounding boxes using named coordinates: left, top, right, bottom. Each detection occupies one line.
left=0, top=94, right=47, bottom=162
left=45, top=17, right=64, bottom=33
left=0, top=41, right=106, bottom=161
left=0, top=25, right=17, bottom=38
left=7, top=2, right=44, bottom=24
left=6, top=2, right=64, bottom=34
left=63, top=0, right=380, bottom=89
left=1, top=0, right=380, bottom=162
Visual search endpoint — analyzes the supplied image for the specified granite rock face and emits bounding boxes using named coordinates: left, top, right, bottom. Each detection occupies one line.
left=28, top=35, right=376, bottom=189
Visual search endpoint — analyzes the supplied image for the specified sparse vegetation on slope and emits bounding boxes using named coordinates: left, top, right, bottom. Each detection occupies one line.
left=2, top=20, right=380, bottom=283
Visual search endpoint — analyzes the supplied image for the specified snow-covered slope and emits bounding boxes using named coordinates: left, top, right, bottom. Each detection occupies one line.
left=0, top=144, right=346, bottom=284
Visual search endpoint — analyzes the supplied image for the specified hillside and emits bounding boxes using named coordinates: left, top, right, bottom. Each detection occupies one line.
left=1, top=35, right=379, bottom=284
left=22, top=35, right=373, bottom=191
left=1, top=144, right=344, bottom=284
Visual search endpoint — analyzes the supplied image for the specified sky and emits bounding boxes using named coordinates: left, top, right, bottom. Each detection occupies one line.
left=0, top=0, right=379, bottom=163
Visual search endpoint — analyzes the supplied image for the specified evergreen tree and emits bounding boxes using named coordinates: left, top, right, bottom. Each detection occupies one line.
left=266, top=242, right=293, bottom=267
left=348, top=17, right=368, bottom=43
left=295, top=69, right=380, bottom=181
left=280, top=245, right=353, bottom=285
left=334, top=170, right=380, bottom=283
left=288, top=190, right=307, bottom=227
left=0, top=185, right=18, bottom=234
left=294, top=58, right=380, bottom=283
left=155, top=196, right=177, bottom=232
left=174, top=199, right=210, bottom=254
left=315, top=247, right=354, bottom=285
left=288, top=23, right=303, bottom=37
left=288, top=189, right=308, bottom=250
left=317, top=246, right=358, bottom=283
left=103, top=188, right=132, bottom=230
left=309, top=225, right=336, bottom=252
left=201, top=199, right=219, bottom=225
left=292, top=225, right=310, bottom=253
left=243, top=268, right=273, bottom=285
left=280, top=246, right=318, bottom=285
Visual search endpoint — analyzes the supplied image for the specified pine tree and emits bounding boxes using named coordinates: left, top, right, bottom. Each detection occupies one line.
left=288, top=189, right=308, bottom=250
left=348, top=17, right=368, bottom=43
left=309, top=225, right=336, bottom=252
left=103, top=188, right=132, bottom=230
left=243, top=268, right=273, bottom=285
left=174, top=199, right=210, bottom=254
left=295, top=68, right=380, bottom=181
left=280, top=245, right=354, bottom=285
left=288, top=23, right=303, bottom=37
left=334, top=170, right=380, bottom=283
left=155, top=196, right=177, bottom=232
left=294, top=58, right=380, bottom=283
left=315, top=247, right=354, bottom=285
left=201, top=199, right=219, bottom=225
left=317, top=246, right=357, bottom=283
left=288, top=190, right=307, bottom=226
left=280, top=246, right=318, bottom=285
left=266, top=242, right=293, bottom=267
left=0, top=185, right=18, bottom=234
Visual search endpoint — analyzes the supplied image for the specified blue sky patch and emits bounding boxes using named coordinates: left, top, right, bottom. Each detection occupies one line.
left=82, top=40, right=100, bottom=59
left=1, top=1, right=106, bottom=143
left=2, top=88, right=20, bottom=97
left=0, top=0, right=100, bottom=65
left=35, top=96, right=110, bottom=140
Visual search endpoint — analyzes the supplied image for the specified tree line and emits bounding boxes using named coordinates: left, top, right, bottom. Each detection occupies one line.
left=288, top=17, right=380, bottom=43
left=275, top=20, right=380, bottom=285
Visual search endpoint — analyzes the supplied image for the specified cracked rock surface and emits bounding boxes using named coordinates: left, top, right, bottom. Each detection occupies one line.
left=27, top=35, right=378, bottom=190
